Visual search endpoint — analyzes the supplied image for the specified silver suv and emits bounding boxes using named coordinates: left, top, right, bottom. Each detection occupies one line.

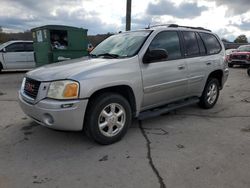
left=19, top=24, right=229, bottom=144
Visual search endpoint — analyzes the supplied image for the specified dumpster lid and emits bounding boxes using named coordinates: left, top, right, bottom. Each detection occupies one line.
left=31, top=25, right=87, bottom=32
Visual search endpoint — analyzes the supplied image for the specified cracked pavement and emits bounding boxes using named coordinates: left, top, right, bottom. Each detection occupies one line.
left=0, top=68, right=250, bottom=188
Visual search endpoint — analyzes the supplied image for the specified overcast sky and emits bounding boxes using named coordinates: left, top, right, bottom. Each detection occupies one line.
left=1, top=0, right=250, bottom=41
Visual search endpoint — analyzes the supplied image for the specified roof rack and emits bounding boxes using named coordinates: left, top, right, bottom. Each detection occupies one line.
left=147, top=24, right=211, bottom=32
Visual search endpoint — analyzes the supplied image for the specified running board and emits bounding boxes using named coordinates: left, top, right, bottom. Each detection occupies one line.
left=138, top=97, right=200, bottom=120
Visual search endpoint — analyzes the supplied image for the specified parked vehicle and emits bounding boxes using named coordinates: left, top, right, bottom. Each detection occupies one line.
left=0, top=40, right=35, bottom=72
left=225, top=48, right=236, bottom=63
left=228, top=45, right=250, bottom=67
left=19, top=24, right=229, bottom=145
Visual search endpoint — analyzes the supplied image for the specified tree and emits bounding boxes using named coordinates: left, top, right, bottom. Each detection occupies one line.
left=0, top=26, right=2, bottom=33
left=234, top=35, right=248, bottom=43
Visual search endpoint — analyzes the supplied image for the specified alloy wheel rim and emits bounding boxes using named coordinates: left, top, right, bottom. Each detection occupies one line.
left=207, top=83, right=218, bottom=105
left=98, top=103, right=126, bottom=137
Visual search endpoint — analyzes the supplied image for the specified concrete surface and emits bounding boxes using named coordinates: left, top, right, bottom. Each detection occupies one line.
left=0, top=68, right=250, bottom=188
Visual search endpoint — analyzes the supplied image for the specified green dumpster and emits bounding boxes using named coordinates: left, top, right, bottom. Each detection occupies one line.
left=31, top=25, right=88, bottom=67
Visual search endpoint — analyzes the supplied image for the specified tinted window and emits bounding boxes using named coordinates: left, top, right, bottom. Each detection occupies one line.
left=183, top=31, right=199, bottom=56
left=5, top=43, right=25, bottom=52
left=196, top=33, right=206, bottom=55
left=24, top=43, right=34, bottom=51
left=199, top=33, right=221, bottom=54
left=149, top=31, right=181, bottom=60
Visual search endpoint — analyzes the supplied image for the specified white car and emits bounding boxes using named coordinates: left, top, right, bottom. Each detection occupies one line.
left=0, top=40, right=35, bottom=72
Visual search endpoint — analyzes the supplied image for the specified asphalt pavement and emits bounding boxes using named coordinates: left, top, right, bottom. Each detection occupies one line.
left=0, top=68, right=250, bottom=188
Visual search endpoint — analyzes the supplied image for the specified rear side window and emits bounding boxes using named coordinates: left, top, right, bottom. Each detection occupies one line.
left=182, top=31, right=199, bottom=57
left=199, top=33, right=221, bottom=54
left=24, top=43, right=34, bottom=52
left=5, top=43, right=25, bottom=52
left=149, top=31, right=181, bottom=60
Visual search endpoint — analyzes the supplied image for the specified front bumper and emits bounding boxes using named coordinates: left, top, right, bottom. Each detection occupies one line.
left=18, top=91, right=88, bottom=131
left=229, top=59, right=250, bottom=65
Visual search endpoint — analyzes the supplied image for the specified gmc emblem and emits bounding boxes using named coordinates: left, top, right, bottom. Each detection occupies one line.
left=25, top=83, right=35, bottom=93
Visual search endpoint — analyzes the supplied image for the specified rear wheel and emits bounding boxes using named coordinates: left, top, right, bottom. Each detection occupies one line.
left=199, top=78, right=220, bottom=109
left=84, top=93, right=132, bottom=145
left=247, top=68, right=250, bottom=77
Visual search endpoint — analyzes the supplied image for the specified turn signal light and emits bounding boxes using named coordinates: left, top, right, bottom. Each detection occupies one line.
left=63, top=83, right=79, bottom=98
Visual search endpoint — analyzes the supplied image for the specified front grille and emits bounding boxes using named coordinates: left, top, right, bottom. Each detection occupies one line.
left=232, top=55, right=247, bottom=60
left=23, top=77, right=41, bottom=99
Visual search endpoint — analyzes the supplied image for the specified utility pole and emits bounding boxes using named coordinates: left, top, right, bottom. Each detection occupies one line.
left=126, top=0, right=131, bottom=31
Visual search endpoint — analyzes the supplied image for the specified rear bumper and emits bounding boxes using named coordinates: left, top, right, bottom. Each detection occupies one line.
left=18, top=91, right=88, bottom=131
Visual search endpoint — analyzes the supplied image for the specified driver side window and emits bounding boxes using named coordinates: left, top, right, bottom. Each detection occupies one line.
left=5, top=43, right=25, bottom=52
left=149, top=31, right=182, bottom=60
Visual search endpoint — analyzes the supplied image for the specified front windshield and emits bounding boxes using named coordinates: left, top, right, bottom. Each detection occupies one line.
left=90, top=31, right=151, bottom=58
left=238, top=46, right=250, bottom=52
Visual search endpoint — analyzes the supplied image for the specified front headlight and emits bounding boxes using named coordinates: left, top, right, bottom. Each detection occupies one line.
left=47, top=80, right=79, bottom=99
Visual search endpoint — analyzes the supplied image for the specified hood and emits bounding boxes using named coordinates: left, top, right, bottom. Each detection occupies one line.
left=26, top=57, right=127, bottom=81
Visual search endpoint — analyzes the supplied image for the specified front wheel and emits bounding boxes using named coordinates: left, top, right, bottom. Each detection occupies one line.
left=199, top=78, right=220, bottom=109
left=84, top=93, right=132, bottom=145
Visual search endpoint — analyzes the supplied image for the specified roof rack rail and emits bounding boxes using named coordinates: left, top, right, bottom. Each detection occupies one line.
left=147, top=24, right=211, bottom=32
left=148, top=24, right=172, bottom=28
left=168, top=24, right=211, bottom=32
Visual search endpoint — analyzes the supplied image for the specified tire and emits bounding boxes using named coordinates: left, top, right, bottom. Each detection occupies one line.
left=84, top=93, right=132, bottom=145
left=228, top=63, right=233, bottom=68
left=199, top=78, right=220, bottom=109
left=247, top=68, right=250, bottom=77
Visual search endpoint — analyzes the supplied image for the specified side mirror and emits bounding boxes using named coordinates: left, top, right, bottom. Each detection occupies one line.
left=143, top=48, right=168, bottom=64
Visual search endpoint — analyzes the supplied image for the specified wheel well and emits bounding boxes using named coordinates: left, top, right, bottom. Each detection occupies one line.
left=87, top=85, right=137, bottom=117
left=207, top=70, right=223, bottom=89
left=0, top=62, right=3, bottom=70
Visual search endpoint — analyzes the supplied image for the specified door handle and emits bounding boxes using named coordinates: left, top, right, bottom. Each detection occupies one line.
left=178, top=65, right=185, bottom=70
left=206, top=62, right=212, bottom=65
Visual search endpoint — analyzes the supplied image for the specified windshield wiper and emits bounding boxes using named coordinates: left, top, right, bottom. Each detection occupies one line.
left=96, top=53, right=120, bottom=58
left=89, top=53, right=128, bottom=59
left=89, top=54, right=96, bottom=58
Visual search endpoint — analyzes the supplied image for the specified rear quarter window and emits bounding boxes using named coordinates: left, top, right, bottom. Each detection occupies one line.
left=199, top=33, right=221, bottom=55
